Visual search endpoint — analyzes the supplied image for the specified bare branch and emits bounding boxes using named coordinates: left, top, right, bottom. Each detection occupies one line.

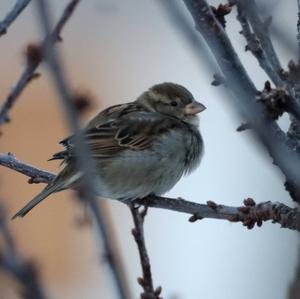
left=0, top=153, right=130, bottom=298
left=236, top=0, right=281, bottom=75
left=235, top=0, right=300, bottom=121
left=0, top=205, right=49, bottom=299
left=0, top=151, right=130, bottom=298
left=1, top=153, right=299, bottom=232
left=236, top=4, right=281, bottom=86
left=137, top=196, right=300, bottom=232
left=182, top=0, right=300, bottom=203
left=0, top=0, right=80, bottom=126
left=0, top=152, right=54, bottom=183
left=33, top=1, right=131, bottom=299
left=130, top=206, right=162, bottom=299
left=0, top=0, right=31, bottom=37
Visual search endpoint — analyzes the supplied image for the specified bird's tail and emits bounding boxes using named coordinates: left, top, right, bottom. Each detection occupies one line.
left=12, top=185, right=58, bottom=219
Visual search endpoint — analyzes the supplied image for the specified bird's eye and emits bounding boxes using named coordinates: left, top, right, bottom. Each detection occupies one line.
left=170, top=100, right=178, bottom=107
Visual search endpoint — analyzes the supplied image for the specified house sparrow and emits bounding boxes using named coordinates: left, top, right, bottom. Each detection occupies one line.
left=12, top=82, right=206, bottom=219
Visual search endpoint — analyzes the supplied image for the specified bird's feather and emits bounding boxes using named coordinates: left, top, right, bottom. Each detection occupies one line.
left=50, top=104, right=189, bottom=160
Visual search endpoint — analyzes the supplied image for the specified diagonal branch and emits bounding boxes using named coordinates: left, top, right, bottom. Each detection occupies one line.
left=33, top=1, right=131, bottom=299
left=236, top=4, right=282, bottom=87
left=182, top=0, right=300, bottom=203
left=0, top=0, right=80, bottom=126
left=0, top=0, right=31, bottom=37
left=235, top=0, right=300, bottom=120
left=1, top=152, right=300, bottom=231
left=236, top=0, right=281, bottom=75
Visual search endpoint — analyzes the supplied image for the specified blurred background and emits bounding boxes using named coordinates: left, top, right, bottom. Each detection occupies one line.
left=0, top=0, right=299, bottom=298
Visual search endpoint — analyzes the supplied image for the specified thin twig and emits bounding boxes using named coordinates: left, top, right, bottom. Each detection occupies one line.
left=236, top=4, right=281, bottom=86
left=236, top=0, right=281, bottom=75
left=33, top=1, right=131, bottom=299
left=182, top=0, right=300, bottom=203
left=0, top=205, right=49, bottom=299
left=236, top=0, right=300, bottom=120
left=0, top=0, right=31, bottom=37
left=0, top=0, right=80, bottom=125
left=1, top=152, right=300, bottom=232
left=130, top=205, right=162, bottom=299
left=0, top=152, right=54, bottom=183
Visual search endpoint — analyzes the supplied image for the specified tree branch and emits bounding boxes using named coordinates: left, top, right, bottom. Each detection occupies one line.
left=182, top=0, right=300, bottom=203
left=236, top=4, right=281, bottom=86
left=1, top=152, right=299, bottom=232
left=0, top=0, right=31, bottom=37
left=0, top=205, right=49, bottom=299
left=236, top=0, right=281, bottom=75
left=137, top=197, right=300, bottom=231
left=236, top=0, right=300, bottom=120
left=33, top=1, right=131, bottom=299
left=0, top=0, right=80, bottom=126
left=0, top=152, right=54, bottom=183
left=130, top=206, right=162, bottom=299
left=0, top=153, right=133, bottom=299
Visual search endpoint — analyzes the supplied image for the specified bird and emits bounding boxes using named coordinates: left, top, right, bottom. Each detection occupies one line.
left=12, top=82, right=206, bottom=219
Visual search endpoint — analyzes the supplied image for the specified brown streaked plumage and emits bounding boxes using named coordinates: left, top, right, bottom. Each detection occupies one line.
left=12, top=82, right=206, bottom=219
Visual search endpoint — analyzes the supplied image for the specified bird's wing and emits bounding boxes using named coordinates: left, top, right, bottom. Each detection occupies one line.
left=49, top=104, right=185, bottom=160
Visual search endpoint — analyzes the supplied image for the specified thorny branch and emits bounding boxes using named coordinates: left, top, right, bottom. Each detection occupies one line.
left=0, top=0, right=31, bottom=37
left=33, top=1, right=131, bottom=299
left=0, top=205, right=48, bottom=299
left=1, top=152, right=299, bottom=232
left=0, top=0, right=80, bottom=126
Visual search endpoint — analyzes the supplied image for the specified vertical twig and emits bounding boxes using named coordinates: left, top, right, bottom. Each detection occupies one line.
left=0, top=0, right=31, bottom=37
left=130, top=205, right=162, bottom=299
left=33, top=1, right=131, bottom=299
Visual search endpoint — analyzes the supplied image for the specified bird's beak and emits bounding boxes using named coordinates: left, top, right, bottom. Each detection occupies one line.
left=184, top=101, right=206, bottom=115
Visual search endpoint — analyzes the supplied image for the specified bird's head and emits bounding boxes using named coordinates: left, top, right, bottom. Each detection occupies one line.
left=136, top=82, right=206, bottom=125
